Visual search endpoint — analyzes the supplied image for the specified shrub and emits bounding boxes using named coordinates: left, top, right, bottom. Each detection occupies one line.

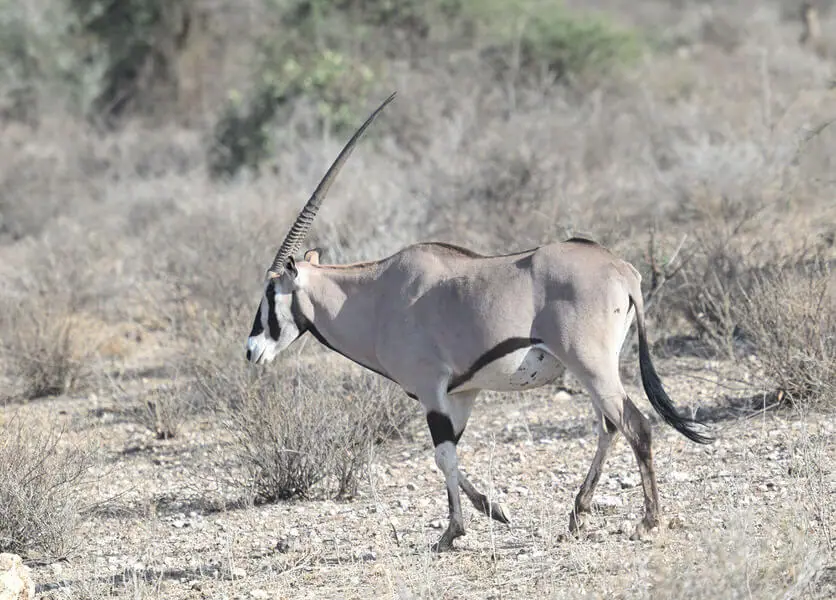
left=133, top=376, right=196, bottom=439
left=194, top=347, right=415, bottom=501
left=69, top=0, right=193, bottom=123
left=1, top=308, right=94, bottom=400
left=208, top=47, right=375, bottom=179
left=0, top=413, right=95, bottom=559
left=739, top=257, right=835, bottom=409
left=0, top=0, right=93, bottom=122
left=466, top=0, right=642, bottom=84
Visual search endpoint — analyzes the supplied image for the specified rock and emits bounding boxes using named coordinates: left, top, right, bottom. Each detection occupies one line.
left=406, top=482, right=417, bottom=491
left=429, top=518, right=445, bottom=529
left=231, top=567, right=247, bottom=579
left=592, top=495, right=623, bottom=513
left=669, top=471, right=691, bottom=483
left=619, top=474, right=641, bottom=489
left=0, top=553, right=35, bottom=600
left=250, top=590, right=270, bottom=599
left=587, top=531, right=606, bottom=543
left=668, top=515, right=686, bottom=530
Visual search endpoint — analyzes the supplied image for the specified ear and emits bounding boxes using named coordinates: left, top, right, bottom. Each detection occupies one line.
left=304, top=248, right=322, bottom=265
left=286, top=256, right=298, bottom=278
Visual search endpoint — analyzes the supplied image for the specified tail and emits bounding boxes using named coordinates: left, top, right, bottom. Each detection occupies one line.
left=629, top=292, right=713, bottom=445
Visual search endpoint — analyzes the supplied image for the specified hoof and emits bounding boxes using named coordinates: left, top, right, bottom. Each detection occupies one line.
left=470, top=494, right=511, bottom=524
left=431, top=523, right=465, bottom=553
left=629, top=517, right=660, bottom=541
left=568, top=509, right=588, bottom=534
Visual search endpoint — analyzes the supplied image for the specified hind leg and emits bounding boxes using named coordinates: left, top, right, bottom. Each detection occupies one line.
left=568, top=408, right=618, bottom=533
left=568, top=362, right=660, bottom=540
left=591, top=387, right=660, bottom=539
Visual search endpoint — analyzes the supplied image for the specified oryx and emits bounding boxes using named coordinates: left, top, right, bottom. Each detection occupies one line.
left=246, top=92, right=712, bottom=551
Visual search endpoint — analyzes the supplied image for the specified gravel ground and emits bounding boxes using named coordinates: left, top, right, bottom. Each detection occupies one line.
left=12, top=354, right=834, bottom=600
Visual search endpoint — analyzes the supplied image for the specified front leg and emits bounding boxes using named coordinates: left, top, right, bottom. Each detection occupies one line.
left=427, top=411, right=465, bottom=552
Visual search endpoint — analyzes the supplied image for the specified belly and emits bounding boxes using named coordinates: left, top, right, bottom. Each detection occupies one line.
left=451, top=344, right=564, bottom=393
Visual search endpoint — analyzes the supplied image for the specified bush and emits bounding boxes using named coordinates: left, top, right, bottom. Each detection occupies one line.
left=133, top=376, right=196, bottom=439
left=0, top=0, right=93, bottom=122
left=0, top=413, right=95, bottom=559
left=739, top=257, right=835, bottom=409
left=467, top=0, right=642, bottom=84
left=195, top=351, right=415, bottom=501
left=69, top=0, right=193, bottom=123
left=1, top=308, right=94, bottom=400
left=208, top=47, right=375, bottom=179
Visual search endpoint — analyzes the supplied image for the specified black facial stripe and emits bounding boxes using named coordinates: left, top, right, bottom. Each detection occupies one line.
left=249, top=305, right=264, bottom=337
left=604, top=416, right=618, bottom=434
left=265, top=281, right=281, bottom=341
left=447, top=337, right=545, bottom=392
left=426, top=411, right=462, bottom=447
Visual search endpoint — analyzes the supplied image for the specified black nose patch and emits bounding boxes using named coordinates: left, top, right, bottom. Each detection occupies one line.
left=246, top=348, right=252, bottom=361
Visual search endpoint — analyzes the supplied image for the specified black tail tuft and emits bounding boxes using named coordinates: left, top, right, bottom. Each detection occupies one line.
left=638, top=328, right=714, bottom=445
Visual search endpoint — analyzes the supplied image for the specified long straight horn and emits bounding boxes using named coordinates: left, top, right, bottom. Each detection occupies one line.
left=268, top=91, right=397, bottom=276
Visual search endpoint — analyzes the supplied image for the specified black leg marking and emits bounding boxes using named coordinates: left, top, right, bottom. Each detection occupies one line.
left=448, top=337, right=544, bottom=391
left=604, top=416, right=618, bottom=434
left=427, top=411, right=462, bottom=446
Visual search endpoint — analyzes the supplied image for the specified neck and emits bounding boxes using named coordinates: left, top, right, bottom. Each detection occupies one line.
left=295, top=264, right=389, bottom=379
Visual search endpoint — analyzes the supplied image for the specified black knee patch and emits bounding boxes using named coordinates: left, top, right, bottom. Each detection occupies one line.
left=604, top=416, right=618, bottom=434
left=426, top=411, right=463, bottom=446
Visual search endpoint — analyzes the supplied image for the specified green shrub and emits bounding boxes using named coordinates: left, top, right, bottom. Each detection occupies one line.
left=69, top=0, right=192, bottom=123
left=465, top=0, right=642, bottom=83
left=0, top=0, right=94, bottom=121
left=208, top=47, right=375, bottom=179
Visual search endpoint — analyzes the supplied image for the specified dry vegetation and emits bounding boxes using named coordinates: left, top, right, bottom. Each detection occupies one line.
left=0, top=0, right=835, bottom=598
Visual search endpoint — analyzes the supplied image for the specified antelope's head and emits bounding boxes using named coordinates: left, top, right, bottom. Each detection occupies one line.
left=246, top=92, right=396, bottom=365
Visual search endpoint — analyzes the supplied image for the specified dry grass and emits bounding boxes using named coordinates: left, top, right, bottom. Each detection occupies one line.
left=194, top=340, right=416, bottom=501
left=0, top=412, right=96, bottom=559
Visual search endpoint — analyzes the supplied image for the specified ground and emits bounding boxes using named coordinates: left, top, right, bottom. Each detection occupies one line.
left=14, top=349, right=835, bottom=600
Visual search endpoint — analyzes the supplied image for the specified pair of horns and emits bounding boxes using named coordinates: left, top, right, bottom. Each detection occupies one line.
left=268, top=92, right=397, bottom=277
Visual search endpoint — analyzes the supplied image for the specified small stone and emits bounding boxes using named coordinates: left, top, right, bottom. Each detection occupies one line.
left=172, top=519, right=186, bottom=528
left=429, top=518, right=445, bottom=529
left=406, top=482, right=417, bottom=491
left=587, top=531, right=606, bottom=543
left=274, top=538, right=291, bottom=553
left=592, top=495, right=623, bottom=513
left=251, top=590, right=269, bottom=599
left=617, top=520, right=633, bottom=535
left=619, top=474, right=641, bottom=489
left=669, top=471, right=691, bottom=483
left=0, top=553, right=35, bottom=600
left=231, top=567, right=247, bottom=579
left=555, top=391, right=572, bottom=402
left=668, top=515, right=686, bottom=530
left=188, top=580, right=201, bottom=590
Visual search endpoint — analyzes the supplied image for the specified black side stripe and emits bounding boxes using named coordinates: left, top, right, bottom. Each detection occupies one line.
left=447, top=337, right=544, bottom=392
